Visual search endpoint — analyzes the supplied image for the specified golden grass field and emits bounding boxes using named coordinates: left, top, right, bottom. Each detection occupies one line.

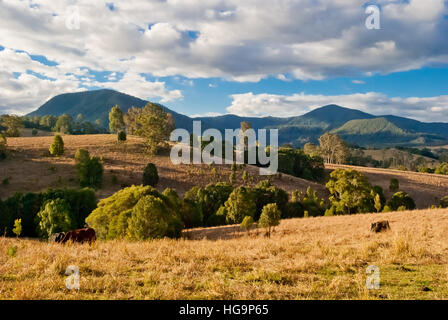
left=1, top=208, right=447, bottom=299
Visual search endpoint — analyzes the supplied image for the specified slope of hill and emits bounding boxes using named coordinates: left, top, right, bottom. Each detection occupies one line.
left=27, top=90, right=448, bottom=148
left=28, top=89, right=194, bottom=131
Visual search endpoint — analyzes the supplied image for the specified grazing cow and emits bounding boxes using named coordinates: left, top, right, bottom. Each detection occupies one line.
left=60, top=227, right=96, bottom=244
left=50, top=232, right=66, bottom=243
left=371, top=220, right=390, bottom=233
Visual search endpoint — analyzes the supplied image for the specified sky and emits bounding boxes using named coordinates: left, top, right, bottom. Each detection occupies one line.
left=0, top=0, right=448, bottom=122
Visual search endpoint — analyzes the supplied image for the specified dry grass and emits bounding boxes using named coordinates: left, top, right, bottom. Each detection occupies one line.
left=0, top=134, right=326, bottom=200
left=1, top=208, right=447, bottom=300
left=326, top=164, right=448, bottom=209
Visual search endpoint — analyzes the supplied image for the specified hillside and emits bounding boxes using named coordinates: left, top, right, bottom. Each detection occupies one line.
left=27, top=90, right=448, bottom=148
left=2, top=208, right=448, bottom=299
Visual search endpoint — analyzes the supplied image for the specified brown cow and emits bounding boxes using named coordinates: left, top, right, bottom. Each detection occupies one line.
left=370, top=220, right=390, bottom=233
left=60, top=228, right=96, bottom=244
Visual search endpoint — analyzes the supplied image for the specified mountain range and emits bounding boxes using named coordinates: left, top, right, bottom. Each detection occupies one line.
left=28, top=89, right=448, bottom=148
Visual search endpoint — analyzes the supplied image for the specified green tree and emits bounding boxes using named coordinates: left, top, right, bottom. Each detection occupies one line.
left=117, top=130, right=127, bottom=142
left=143, top=163, right=159, bottom=186
left=13, top=219, right=22, bottom=238
left=75, top=149, right=103, bottom=188
left=0, top=115, right=24, bottom=137
left=387, top=192, right=416, bottom=211
left=258, top=203, right=281, bottom=238
left=326, top=169, right=374, bottom=215
left=435, top=163, right=448, bottom=175
left=53, top=114, right=73, bottom=134
left=240, top=216, right=255, bottom=234
left=124, top=103, right=175, bottom=154
left=180, top=198, right=203, bottom=228
left=224, top=186, right=256, bottom=224
left=36, top=199, right=74, bottom=239
left=109, top=105, right=125, bottom=133
left=389, top=178, right=399, bottom=192
left=49, top=135, right=64, bottom=156
left=242, top=170, right=249, bottom=184
left=374, top=193, right=382, bottom=213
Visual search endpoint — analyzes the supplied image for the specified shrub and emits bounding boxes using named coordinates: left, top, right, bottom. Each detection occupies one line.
left=180, top=198, right=203, bottom=228
left=224, top=186, right=256, bottom=224
left=387, top=192, right=416, bottom=211
left=117, top=130, right=127, bottom=142
left=382, top=205, right=392, bottom=213
left=36, top=199, right=74, bottom=239
left=389, top=178, right=399, bottom=192
left=258, top=203, right=281, bottom=237
left=435, top=163, right=448, bottom=175
left=240, top=216, right=255, bottom=233
left=49, top=135, right=64, bottom=156
left=143, top=163, right=159, bottom=186
left=440, top=196, right=448, bottom=208
left=32, top=129, right=38, bottom=136
left=12, top=219, right=22, bottom=237
left=127, top=195, right=179, bottom=240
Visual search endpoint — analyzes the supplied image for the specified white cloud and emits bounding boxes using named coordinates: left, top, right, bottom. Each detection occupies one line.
left=227, top=92, right=448, bottom=123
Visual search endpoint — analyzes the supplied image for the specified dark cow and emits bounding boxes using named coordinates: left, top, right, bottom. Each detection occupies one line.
left=60, top=227, right=96, bottom=244
left=50, top=232, right=66, bottom=243
left=371, top=220, right=390, bottom=233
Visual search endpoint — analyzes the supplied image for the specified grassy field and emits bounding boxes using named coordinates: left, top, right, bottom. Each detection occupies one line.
left=1, top=208, right=447, bottom=299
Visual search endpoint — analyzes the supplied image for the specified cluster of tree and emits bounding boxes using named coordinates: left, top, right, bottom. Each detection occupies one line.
left=417, top=162, right=448, bottom=175
left=0, top=115, right=24, bottom=137
left=304, top=132, right=349, bottom=164
left=324, top=169, right=416, bottom=215
left=277, top=147, right=325, bottom=182
left=0, top=188, right=96, bottom=237
left=21, top=114, right=107, bottom=135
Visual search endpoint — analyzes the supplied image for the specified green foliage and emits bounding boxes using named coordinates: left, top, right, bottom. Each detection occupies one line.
left=0, top=115, right=24, bottom=137
left=180, top=198, right=203, bottom=228
left=242, top=170, right=249, bottom=183
left=36, top=199, right=74, bottom=239
left=143, top=163, right=159, bottom=186
left=127, top=195, right=182, bottom=240
left=240, top=216, right=255, bottom=232
left=277, top=147, right=325, bottom=182
left=326, top=169, right=374, bottom=215
left=229, top=171, right=236, bottom=184
left=389, top=178, right=399, bottom=192
left=75, top=149, right=103, bottom=189
left=85, top=185, right=182, bottom=240
left=440, top=196, right=448, bottom=208
left=387, top=192, right=416, bottom=211
left=252, top=180, right=289, bottom=220
left=258, top=203, right=281, bottom=237
left=0, top=188, right=96, bottom=238
left=31, top=129, right=38, bottom=136
left=117, top=130, right=127, bottom=142
left=292, top=187, right=326, bottom=217
left=109, top=105, right=125, bottom=133
left=435, top=163, right=448, bottom=175
left=124, top=103, right=175, bottom=155
left=374, top=193, right=382, bottom=213
left=382, top=205, right=392, bottom=213
left=12, top=219, right=22, bottom=237
left=53, top=114, right=73, bottom=134
left=49, top=135, right=64, bottom=156
left=8, top=246, right=17, bottom=258
left=224, top=186, right=256, bottom=224
left=0, top=134, right=7, bottom=160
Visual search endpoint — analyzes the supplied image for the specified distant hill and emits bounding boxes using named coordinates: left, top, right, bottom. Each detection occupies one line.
left=27, top=89, right=448, bottom=148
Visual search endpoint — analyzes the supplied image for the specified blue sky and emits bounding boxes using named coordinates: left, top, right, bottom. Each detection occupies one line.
left=0, top=0, right=447, bottom=122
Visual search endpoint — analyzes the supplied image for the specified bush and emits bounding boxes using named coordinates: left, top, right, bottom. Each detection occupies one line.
left=143, top=163, right=159, bottom=186
left=387, top=192, right=416, bottom=211
left=36, top=199, right=74, bottom=239
left=49, top=135, right=64, bottom=156
left=180, top=198, right=203, bottom=228
left=224, top=186, right=256, bottom=224
left=127, top=195, right=182, bottom=240
left=258, top=203, right=281, bottom=237
left=85, top=185, right=182, bottom=240
left=440, top=196, right=448, bottom=208
left=32, top=129, right=38, bottom=136
left=117, top=130, right=127, bottom=142
left=240, top=216, right=255, bottom=233
left=435, top=163, right=448, bottom=175
left=389, top=178, right=399, bottom=192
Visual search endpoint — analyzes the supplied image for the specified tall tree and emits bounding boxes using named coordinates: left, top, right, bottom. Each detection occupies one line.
left=108, top=105, right=125, bottom=133
left=124, top=103, right=175, bottom=154
left=0, top=115, right=24, bottom=137
left=318, top=132, right=348, bottom=164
